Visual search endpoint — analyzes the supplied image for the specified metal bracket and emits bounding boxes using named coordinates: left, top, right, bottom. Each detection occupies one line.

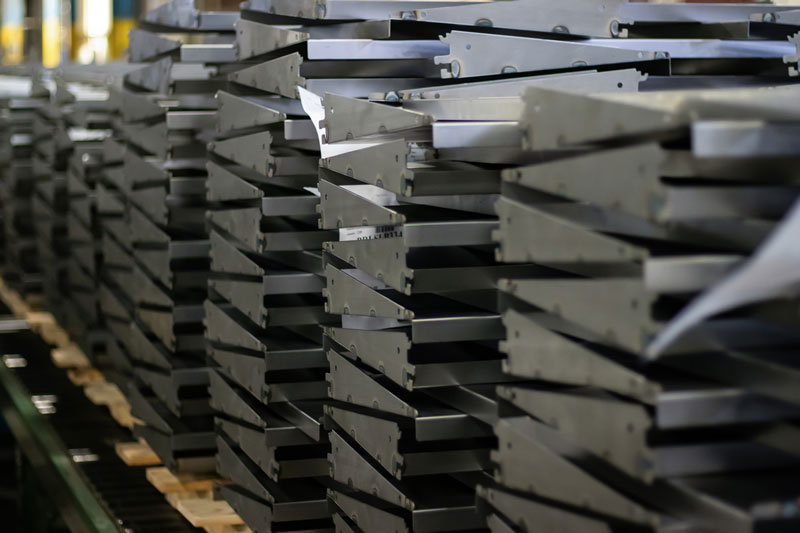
left=206, top=161, right=263, bottom=202
left=479, top=485, right=612, bottom=533
left=130, top=186, right=169, bottom=225
left=324, top=264, right=410, bottom=320
left=180, top=44, right=236, bottom=63
left=492, top=417, right=657, bottom=527
left=323, top=93, right=429, bottom=143
left=244, top=0, right=484, bottom=20
left=126, top=385, right=174, bottom=434
left=205, top=300, right=326, bottom=374
left=500, top=308, right=659, bottom=404
left=142, top=0, right=238, bottom=31
left=318, top=174, right=401, bottom=229
left=131, top=263, right=174, bottom=308
left=210, top=278, right=329, bottom=328
left=204, top=299, right=268, bottom=354
left=494, top=197, right=648, bottom=265
left=329, top=490, right=408, bottom=533
left=210, top=230, right=265, bottom=276
left=229, top=53, right=305, bottom=99
left=218, top=419, right=278, bottom=480
left=122, top=120, right=169, bottom=158
left=520, top=88, right=678, bottom=150
left=329, top=430, right=414, bottom=509
left=208, top=346, right=267, bottom=401
left=123, top=151, right=169, bottom=191
left=125, top=57, right=172, bottom=94
left=216, top=91, right=287, bottom=134
left=208, top=207, right=335, bottom=253
left=216, top=432, right=279, bottom=504
left=327, top=404, right=405, bottom=478
left=321, top=139, right=411, bottom=196
left=210, top=131, right=276, bottom=177
left=217, top=484, right=272, bottom=533
left=414, top=0, right=631, bottom=38
left=500, top=277, right=658, bottom=354
left=99, top=283, right=133, bottom=322
left=130, top=204, right=170, bottom=245
left=501, top=143, right=666, bottom=223
left=235, top=18, right=308, bottom=60
left=324, top=237, right=411, bottom=294
left=786, top=32, right=800, bottom=76
left=499, top=386, right=654, bottom=482
left=128, top=29, right=182, bottom=62
left=327, top=349, right=417, bottom=418
left=327, top=325, right=413, bottom=389
left=436, top=31, right=658, bottom=79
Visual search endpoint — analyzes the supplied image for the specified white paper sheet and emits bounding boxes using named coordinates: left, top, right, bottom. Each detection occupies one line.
left=298, top=86, right=392, bottom=159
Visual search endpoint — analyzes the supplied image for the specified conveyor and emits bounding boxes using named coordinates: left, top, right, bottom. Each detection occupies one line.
left=0, top=316, right=200, bottom=532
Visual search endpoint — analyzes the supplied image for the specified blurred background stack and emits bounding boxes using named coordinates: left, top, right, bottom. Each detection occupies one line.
left=30, top=73, right=70, bottom=322
left=103, top=0, right=239, bottom=473
left=54, top=72, right=117, bottom=359
left=0, top=71, right=49, bottom=305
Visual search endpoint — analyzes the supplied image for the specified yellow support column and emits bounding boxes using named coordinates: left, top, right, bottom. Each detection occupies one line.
left=1, top=0, right=24, bottom=65
left=110, top=19, right=135, bottom=59
left=42, top=0, right=61, bottom=67
left=111, top=0, right=135, bottom=59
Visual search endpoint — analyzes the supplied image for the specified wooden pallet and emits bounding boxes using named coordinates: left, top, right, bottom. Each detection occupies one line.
left=51, top=343, right=91, bottom=369
left=176, top=499, right=249, bottom=532
left=147, top=467, right=217, bottom=494
left=115, top=440, right=162, bottom=467
left=147, top=467, right=250, bottom=533
left=67, top=367, right=105, bottom=386
left=25, top=311, right=71, bottom=347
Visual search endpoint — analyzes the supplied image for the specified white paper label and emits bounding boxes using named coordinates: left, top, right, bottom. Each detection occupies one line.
left=339, top=225, right=403, bottom=241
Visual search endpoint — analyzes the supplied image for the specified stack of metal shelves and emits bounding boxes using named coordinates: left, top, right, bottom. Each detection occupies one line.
left=95, top=63, right=156, bottom=378
left=307, top=3, right=794, bottom=533
left=198, top=1, right=800, bottom=532
left=488, top=85, right=800, bottom=533
left=0, top=73, right=49, bottom=302
left=31, top=78, right=72, bottom=322
left=57, top=77, right=115, bottom=358
left=0, top=74, right=33, bottom=268
left=2, top=3, right=800, bottom=533
left=204, top=5, right=339, bottom=531
left=98, top=85, right=136, bottom=382
left=317, top=85, right=507, bottom=530
left=102, top=0, right=239, bottom=472
left=312, top=55, right=647, bottom=533
left=483, top=10, right=800, bottom=533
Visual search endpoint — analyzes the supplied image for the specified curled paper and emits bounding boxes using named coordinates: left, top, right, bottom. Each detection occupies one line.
left=298, top=86, right=388, bottom=159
